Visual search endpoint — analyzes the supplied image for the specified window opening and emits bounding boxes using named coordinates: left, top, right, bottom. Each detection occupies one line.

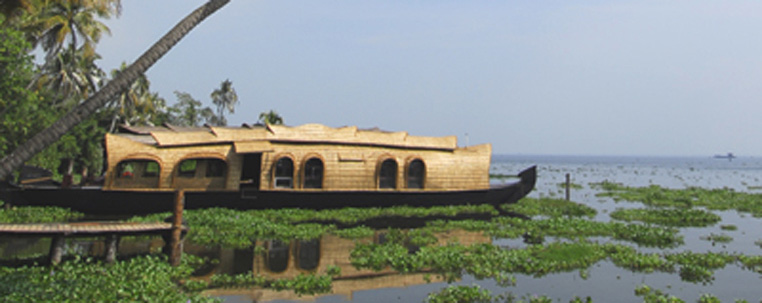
left=407, top=159, right=425, bottom=189
left=303, top=158, right=323, bottom=189
left=379, top=159, right=397, bottom=189
left=265, top=240, right=289, bottom=273
left=274, top=158, right=294, bottom=188
left=178, top=159, right=197, bottom=178
left=296, top=239, right=320, bottom=271
left=144, top=162, right=159, bottom=177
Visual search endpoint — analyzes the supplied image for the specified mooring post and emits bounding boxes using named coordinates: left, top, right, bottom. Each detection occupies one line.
left=168, top=190, right=185, bottom=266
left=105, top=234, right=119, bottom=264
left=49, top=236, right=65, bottom=265
left=565, top=173, right=571, bottom=201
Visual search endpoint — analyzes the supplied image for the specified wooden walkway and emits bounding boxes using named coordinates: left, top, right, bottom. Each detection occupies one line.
left=0, top=221, right=179, bottom=236
left=0, top=221, right=187, bottom=265
left=0, top=190, right=188, bottom=266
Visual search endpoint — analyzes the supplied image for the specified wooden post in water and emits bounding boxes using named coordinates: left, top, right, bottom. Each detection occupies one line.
left=168, top=190, right=185, bottom=266
left=49, top=236, right=65, bottom=265
left=565, top=173, right=571, bottom=201
left=105, top=234, right=119, bottom=264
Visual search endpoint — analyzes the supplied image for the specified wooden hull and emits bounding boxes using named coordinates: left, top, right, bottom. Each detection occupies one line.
left=1, top=167, right=535, bottom=216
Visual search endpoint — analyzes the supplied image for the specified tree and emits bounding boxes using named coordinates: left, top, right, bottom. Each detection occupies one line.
left=106, top=62, right=166, bottom=131
left=169, top=91, right=204, bottom=127
left=209, top=79, right=237, bottom=126
left=0, top=23, right=48, bottom=161
left=258, top=110, right=284, bottom=125
left=34, top=0, right=121, bottom=62
left=31, top=44, right=104, bottom=105
left=0, top=0, right=231, bottom=180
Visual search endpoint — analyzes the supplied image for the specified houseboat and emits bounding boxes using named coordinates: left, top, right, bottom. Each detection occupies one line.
left=1, top=123, right=535, bottom=215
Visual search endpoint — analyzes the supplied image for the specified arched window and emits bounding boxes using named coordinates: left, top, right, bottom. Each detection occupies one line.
left=407, top=159, right=425, bottom=189
left=303, top=158, right=323, bottom=189
left=273, top=157, right=294, bottom=189
left=296, top=239, right=320, bottom=271
left=378, top=159, right=397, bottom=189
left=265, top=240, right=289, bottom=273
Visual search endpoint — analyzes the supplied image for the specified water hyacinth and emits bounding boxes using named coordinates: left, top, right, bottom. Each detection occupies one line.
left=609, top=208, right=721, bottom=227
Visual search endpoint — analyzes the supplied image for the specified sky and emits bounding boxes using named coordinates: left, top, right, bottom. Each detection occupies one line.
left=94, top=1, right=762, bottom=157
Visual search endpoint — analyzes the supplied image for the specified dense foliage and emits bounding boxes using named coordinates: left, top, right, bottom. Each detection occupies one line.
left=0, top=204, right=83, bottom=223
left=0, top=255, right=217, bottom=303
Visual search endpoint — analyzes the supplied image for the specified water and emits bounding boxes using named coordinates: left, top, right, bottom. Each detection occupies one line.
left=4, top=155, right=762, bottom=302
left=241, top=155, right=762, bottom=303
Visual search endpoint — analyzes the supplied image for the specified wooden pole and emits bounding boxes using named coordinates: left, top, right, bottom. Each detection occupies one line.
left=168, top=190, right=185, bottom=266
left=105, top=234, right=119, bottom=264
left=565, top=173, right=571, bottom=201
left=49, top=236, right=65, bottom=265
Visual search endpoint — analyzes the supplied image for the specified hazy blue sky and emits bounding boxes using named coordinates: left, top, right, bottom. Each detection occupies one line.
left=95, top=1, right=762, bottom=156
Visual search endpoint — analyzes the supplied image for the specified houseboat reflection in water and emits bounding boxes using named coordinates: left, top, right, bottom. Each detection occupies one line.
left=0, top=229, right=489, bottom=302
left=192, top=229, right=490, bottom=302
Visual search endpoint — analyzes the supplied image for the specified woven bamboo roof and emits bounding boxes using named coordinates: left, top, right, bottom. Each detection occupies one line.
left=115, top=123, right=458, bottom=151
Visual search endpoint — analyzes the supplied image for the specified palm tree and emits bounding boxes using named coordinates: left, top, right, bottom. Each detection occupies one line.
left=107, top=62, right=157, bottom=132
left=210, top=79, right=238, bottom=126
left=258, top=110, right=284, bottom=125
left=0, top=0, right=231, bottom=180
left=36, top=0, right=120, bottom=61
left=32, top=45, right=104, bottom=105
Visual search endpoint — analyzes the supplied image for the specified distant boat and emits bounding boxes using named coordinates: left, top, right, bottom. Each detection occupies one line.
left=714, top=152, right=736, bottom=161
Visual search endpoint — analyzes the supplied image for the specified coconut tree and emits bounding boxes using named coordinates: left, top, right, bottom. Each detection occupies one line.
left=0, top=0, right=231, bottom=180
left=36, top=0, right=121, bottom=62
left=107, top=62, right=158, bottom=132
left=210, top=79, right=238, bottom=126
left=32, top=44, right=104, bottom=105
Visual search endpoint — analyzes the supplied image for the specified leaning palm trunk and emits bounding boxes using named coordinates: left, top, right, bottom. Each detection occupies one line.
left=0, top=0, right=230, bottom=180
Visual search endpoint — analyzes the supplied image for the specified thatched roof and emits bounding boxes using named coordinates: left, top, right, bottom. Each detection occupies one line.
left=115, top=123, right=458, bottom=151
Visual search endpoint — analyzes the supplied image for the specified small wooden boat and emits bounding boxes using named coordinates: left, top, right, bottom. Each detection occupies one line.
left=1, top=123, right=535, bottom=215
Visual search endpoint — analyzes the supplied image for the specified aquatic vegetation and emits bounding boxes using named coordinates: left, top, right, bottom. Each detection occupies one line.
left=556, top=182, right=584, bottom=190
left=503, top=197, right=597, bottom=219
left=0, top=255, right=216, bottom=303
left=633, top=285, right=685, bottom=303
left=700, top=233, right=733, bottom=244
left=595, top=184, right=762, bottom=217
left=129, top=205, right=500, bottom=248
left=697, top=294, right=721, bottom=303
left=720, top=224, right=738, bottom=231
left=0, top=206, right=83, bottom=223
left=330, top=226, right=375, bottom=239
left=755, top=240, right=762, bottom=249
left=207, top=271, right=335, bottom=295
left=426, top=285, right=493, bottom=303
left=605, top=245, right=672, bottom=273
left=351, top=240, right=610, bottom=283
left=737, top=254, right=762, bottom=274
left=609, top=208, right=721, bottom=227
left=486, top=216, right=683, bottom=248
left=665, top=251, right=735, bottom=270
